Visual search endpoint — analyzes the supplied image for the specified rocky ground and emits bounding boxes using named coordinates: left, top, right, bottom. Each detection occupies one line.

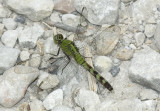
left=0, top=0, right=160, bottom=111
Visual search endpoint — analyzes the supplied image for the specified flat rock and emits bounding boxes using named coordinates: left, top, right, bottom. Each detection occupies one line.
left=1, top=30, right=18, bottom=48
left=74, top=0, right=120, bottom=25
left=4, top=0, right=54, bottom=21
left=2, top=18, right=17, bottom=30
left=116, top=48, right=134, bottom=60
left=0, top=65, right=39, bottom=107
left=142, top=100, right=157, bottom=111
left=51, top=105, right=74, bottom=111
left=139, top=89, right=158, bottom=100
left=129, top=45, right=160, bottom=92
left=62, top=14, right=80, bottom=27
left=144, top=24, right=156, bottom=38
left=0, top=46, right=20, bottom=74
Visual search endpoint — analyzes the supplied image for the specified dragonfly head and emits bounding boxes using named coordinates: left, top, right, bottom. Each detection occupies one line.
left=54, top=34, right=64, bottom=44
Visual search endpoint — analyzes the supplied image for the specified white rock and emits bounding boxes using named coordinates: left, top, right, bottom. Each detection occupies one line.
left=98, top=99, right=142, bottom=111
left=0, top=23, right=4, bottom=37
left=62, top=14, right=80, bottom=27
left=121, top=0, right=134, bottom=3
left=50, top=12, right=62, bottom=24
left=43, top=30, right=54, bottom=39
left=4, top=0, right=54, bottom=21
left=129, top=46, right=160, bottom=92
left=0, top=107, right=17, bottom=111
left=1, top=30, right=18, bottom=48
left=2, top=18, right=17, bottom=30
left=0, top=65, right=39, bottom=107
left=94, top=56, right=112, bottom=73
left=74, top=0, right=120, bottom=25
left=37, top=71, right=59, bottom=89
left=18, top=23, right=44, bottom=49
left=0, top=46, right=20, bottom=74
left=74, top=88, right=100, bottom=111
left=144, top=24, right=156, bottom=38
left=43, top=89, right=63, bottom=110
left=116, top=48, right=134, bottom=60
left=29, top=54, right=41, bottom=68
left=30, top=99, right=45, bottom=111
left=0, top=4, right=9, bottom=18
left=20, top=50, right=30, bottom=61
left=142, top=100, right=157, bottom=111
left=51, top=105, right=74, bottom=111
left=154, top=23, right=160, bottom=50
left=134, top=32, right=145, bottom=46
left=139, top=89, right=158, bottom=100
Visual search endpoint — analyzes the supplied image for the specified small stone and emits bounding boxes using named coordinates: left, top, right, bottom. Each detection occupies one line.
left=139, top=89, right=158, bottom=100
left=53, top=0, right=75, bottom=13
left=74, top=88, right=100, bottom=111
left=43, top=89, right=63, bottom=110
left=37, top=71, right=59, bottom=89
left=144, top=24, right=156, bottom=38
left=94, top=56, right=112, bottom=73
left=134, top=32, right=145, bottom=46
left=17, top=102, right=30, bottom=111
left=29, top=54, right=41, bottom=68
left=2, top=18, right=17, bottom=30
left=0, top=46, right=20, bottom=74
left=30, top=99, right=45, bottom=111
left=62, top=14, right=80, bottom=27
left=116, top=48, right=134, bottom=61
left=0, top=23, right=4, bottom=37
left=51, top=105, right=74, bottom=111
left=142, top=100, right=157, bottom=111
left=20, top=50, right=30, bottom=61
left=1, top=30, right=18, bottom=48
left=38, top=90, right=49, bottom=101
left=15, top=15, right=26, bottom=24
left=110, top=66, right=120, bottom=77
left=129, top=44, right=137, bottom=49
left=50, top=12, right=62, bottom=24
left=154, top=23, right=160, bottom=50
left=121, top=0, right=134, bottom=3
left=43, top=30, right=54, bottom=40
left=0, top=4, right=9, bottom=18
left=0, top=65, right=39, bottom=107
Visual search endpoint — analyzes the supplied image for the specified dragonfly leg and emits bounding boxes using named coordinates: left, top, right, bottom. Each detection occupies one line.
left=61, top=54, right=71, bottom=75
left=52, top=47, right=61, bottom=56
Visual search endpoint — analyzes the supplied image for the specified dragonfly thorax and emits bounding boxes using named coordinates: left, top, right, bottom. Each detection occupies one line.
left=54, top=34, right=64, bottom=44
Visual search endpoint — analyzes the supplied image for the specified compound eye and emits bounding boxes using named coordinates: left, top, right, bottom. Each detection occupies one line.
left=57, top=34, right=63, bottom=40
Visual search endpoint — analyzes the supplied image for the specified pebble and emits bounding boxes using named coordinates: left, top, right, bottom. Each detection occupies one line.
left=0, top=46, right=20, bottom=74
left=20, top=50, right=30, bottom=61
left=2, top=18, right=17, bottom=30
left=14, top=15, right=26, bottom=24
left=94, top=56, right=112, bottom=73
left=154, top=23, right=160, bottom=50
left=139, top=89, right=158, bottom=100
left=109, top=65, right=120, bottom=77
left=116, top=48, right=134, bottom=60
left=51, top=105, right=74, bottom=111
left=50, top=12, right=62, bottom=24
left=4, top=0, right=54, bottom=21
left=74, top=88, right=100, bottom=111
left=129, top=45, right=160, bottom=92
left=144, top=24, right=156, bottom=38
left=134, top=32, right=145, bottom=46
left=142, top=100, right=157, bottom=111
left=29, top=54, right=41, bottom=68
left=29, top=99, right=45, bottom=111
left=1, top=30, right=18, bottom=48
left=0, top=3, right=9, bottom=18
left=0, top=23, right=4, bottom=37
left=0, top=65, right=39, bottom=107
left=43, top=89, right=63, bottom=110
left=43, top=30, right=54, bottom=40
left=18, top=23, right=44, bottom=49
left=62, top=14, right=80, bottom=27
left=37, top=71, right=59, bottom=90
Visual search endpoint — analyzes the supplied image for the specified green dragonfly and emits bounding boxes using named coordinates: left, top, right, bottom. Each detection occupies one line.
left=53, top=34, right=113, bottom=91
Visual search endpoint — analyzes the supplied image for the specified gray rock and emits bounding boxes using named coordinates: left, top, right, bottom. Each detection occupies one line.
left=0, top=46, right=20, bottom=74
left=14, top=15, right=26, bottom=24
left=43, top=30, right=54, bottom=40
left=62, top=14, right=80, bottom=27
left=2, top=18, right=17, bottom=30
left=110, top=65, right=120, bottom=77
left=116, top=48, right=134, bottom=60
left=1, top=30, right=18, bottom=48
left=142, top=100, right=157, bottom=111
left=20, top=50, right=30, bottom=61
left=50, top=12, right=62, bottom=24
left=37, top=71, right=59, bottom=89
left=4, top=0, right=54, bottom=21
left=134, top=32, right=145, bottom=46
left=154, top=23, right=160, bottom=50
left=139, top=89, right=158, bottom=100
left=0, top=23, right=4, bottom=37
left=30, top=99, right=45, bottom=111
left=29, top=54, right=41, bottom=68
left=129, top=46, right=160, bottom=92
left=51, top=105, right=74, bottom=111
left=144, top=24, right=156, bottom=38
left=93, top=56, right=112, bottom=73
left=121, top=0, right=135, bottom=3
left=18, top=23, right=44, bottom=49
left=0, top=4, right=9, bottom=18
left=43, top=89, right=63, bottom=110
left=74, top=88, right=100, bottom=111
left=0, top=65, right=39, bottom=107
left=98, top=99, right=142, bottom=111
left=74, top=0, right=120, bottom=25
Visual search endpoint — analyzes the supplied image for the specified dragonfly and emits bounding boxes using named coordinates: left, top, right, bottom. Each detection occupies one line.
left=53, top=34, right=113, bottom=91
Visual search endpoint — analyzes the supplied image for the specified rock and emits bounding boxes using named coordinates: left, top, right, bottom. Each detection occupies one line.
left=43, top=89, right=63, bottom=110
left=109, top=65, right=120, bottom=77
left=2, top=18, right=17, bottom=30
left=17, top=102, right=30, bottom=111
left=96, top=27, right=120, bottom=55
left=18, top=23, right=44, bottom=49
left=154, top=23, right=160, bottom=50
left=62, top=14, right=80, bottom=27
left=121, top=0, right=134, bottom=3
left=0, top=107, right=17, bottom=111
left=129, top=46, right=160, bottom=92
left=30, top=99, right=45, bottom=111
left=14, top=15, right=26, bottom=24
left=4, top=0, right=54, bottom=21
left=38, top=90, right=49, bottom=101
left=74, top=0, right=120, bottom=25
left=93, top=56, right=112, bottom=73
left=0, top=65, right=39, bottom=107
left=0, top=3, right=9, bottom=18
left=0, top=46, right=20, bottom=74
left=53, top=0, right=75, bottom=13
left=139, top=89, right=158, bottom=100
left=134, top=32, right=145, bottom=46
left=37, top=71, right=59, bottom=89
left=1, top=30, right=18, bottom=48
left=116, top=48, right=134, bottom=60
left=20, top=50, right=30, bottom=61
left=142, top=100, right=157, bottom=111
left=98, top=99, right=142, bottom=111
left=74, top=88, right=100, bottom=111
left=29, top=54, right=41, bottom=68
left=144, top=24, right=156, bottom=38
left=0, top=23, right=4, bottom=36
left=43, top=30, right=54, bottom=40
left=51, top=105, right=74, bottom=111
